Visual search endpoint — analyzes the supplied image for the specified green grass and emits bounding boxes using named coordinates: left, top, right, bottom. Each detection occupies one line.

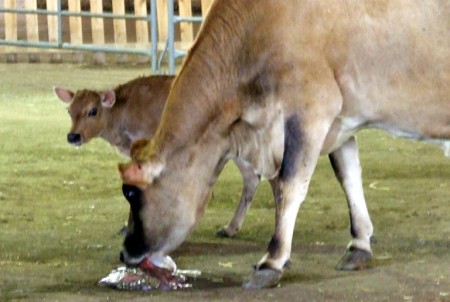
left=0, top=63, right=449, bottom=301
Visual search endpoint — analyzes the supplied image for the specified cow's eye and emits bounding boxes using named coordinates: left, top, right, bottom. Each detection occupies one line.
left=88, top=108, right=97, bottom=117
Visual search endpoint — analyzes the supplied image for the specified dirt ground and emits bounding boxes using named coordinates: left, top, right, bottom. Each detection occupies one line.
left=0, top=63, right=449, bottom=302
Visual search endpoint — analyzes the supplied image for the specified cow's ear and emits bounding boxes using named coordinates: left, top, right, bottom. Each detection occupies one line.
left=53, top=86, right=74, bottom=104
left=118, top=159, right=164, bottom=190
left=124, top=139, right=166, bottom=186
left=101, top=90, right=116, bottom=108
left=142, top=158, right=165, bottom=184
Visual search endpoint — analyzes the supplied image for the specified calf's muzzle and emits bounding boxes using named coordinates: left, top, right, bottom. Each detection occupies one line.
left=67, top=132, right=81, bottom=144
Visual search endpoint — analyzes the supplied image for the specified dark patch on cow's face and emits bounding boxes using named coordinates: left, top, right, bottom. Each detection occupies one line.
left=279, top=115, right=302, bottom=181
left=121, top=185, right=148, bottom=261
left=267, top=235, right=280, bottom=258
left=122, top=184, right=142, bottom=209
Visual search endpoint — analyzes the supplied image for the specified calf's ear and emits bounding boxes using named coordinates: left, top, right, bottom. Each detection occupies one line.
left=53, top=86, right=74, bottom=104
left=101, top=90, right=116, bottom=108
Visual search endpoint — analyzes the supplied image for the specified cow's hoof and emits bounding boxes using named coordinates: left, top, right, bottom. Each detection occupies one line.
left=215, top=228, right=231, bottom=238
left=335, top=246, right=373, bottom=271
left=215, top=227, right=236, bottom=238
left=242, top=269, right=282, bottom=289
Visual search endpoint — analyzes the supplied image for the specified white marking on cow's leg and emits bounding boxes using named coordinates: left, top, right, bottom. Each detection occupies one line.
left=219, top=159, right=260, bottom=237
left=256, top=177, right=311, bottom=270
left=329, top=137, right=373, bottom=252
left=329, top=137, right=374, bottom=270
left=440, top=141, right=450, bottom=157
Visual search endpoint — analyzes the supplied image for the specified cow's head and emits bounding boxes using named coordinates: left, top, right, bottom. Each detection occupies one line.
left=115, top=0, right=288, bottom=266
left=117, top=101, right=284, bottom=266
left=118, top=117, right=233, bottom=265
left=53, top=86, right=116, bottom=146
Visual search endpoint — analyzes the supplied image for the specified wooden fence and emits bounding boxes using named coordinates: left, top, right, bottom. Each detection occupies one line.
left=0, top=0, right=213, bottom=69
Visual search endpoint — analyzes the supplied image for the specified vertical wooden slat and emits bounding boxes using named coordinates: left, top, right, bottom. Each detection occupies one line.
left=178, top=0, right=194, bottom=50
left=201, top=0, right=213, bottom=17
left=68, top=0, right=84, bottom=62
left=156, top=0, right=168, bottom=45
left=25, top=0, right=40, bottom=62
left=112, top=0, right=128, bottom=63
left=4, top=0, right=18, bottom=62
left=134, top=0, right=149, bottom=63
left=46, top=0, right=62, bottom=63
left=90, top=0, right=106, bottom=64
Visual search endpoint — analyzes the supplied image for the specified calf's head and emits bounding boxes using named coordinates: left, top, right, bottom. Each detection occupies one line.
left=54, top=86, right=116, bottom=146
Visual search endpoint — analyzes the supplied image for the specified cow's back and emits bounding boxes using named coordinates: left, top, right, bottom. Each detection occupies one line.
left=266, top=0, right=450, bottom=153
left=335, top=1, right=449, bottom=123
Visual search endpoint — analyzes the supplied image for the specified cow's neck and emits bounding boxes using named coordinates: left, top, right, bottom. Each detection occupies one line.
left=150, top=1, right=287, bottom=182
left=153, top=1, right=272, bottom=160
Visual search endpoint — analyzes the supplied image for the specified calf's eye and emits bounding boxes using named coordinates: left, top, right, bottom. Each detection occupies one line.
left=88, top=108, right=97, bottom=117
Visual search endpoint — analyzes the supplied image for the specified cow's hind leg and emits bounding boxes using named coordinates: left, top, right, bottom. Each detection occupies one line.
left=329, top=137, right=374, bottom=270
left=216, top=159, right=260, bottom=237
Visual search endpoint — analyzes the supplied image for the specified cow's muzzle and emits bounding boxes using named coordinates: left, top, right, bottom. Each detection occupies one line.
left=119, top=249, right=147, bottom=266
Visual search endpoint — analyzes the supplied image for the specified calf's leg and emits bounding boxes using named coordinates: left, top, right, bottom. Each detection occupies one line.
left=216, top=159, right=260, bottom=237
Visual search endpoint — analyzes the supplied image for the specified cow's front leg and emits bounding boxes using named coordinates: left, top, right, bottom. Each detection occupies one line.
left=216, top=159, right=260, bottom=237
left=241, top=67, right=343, bottom=289
left=243, top=113, right=335, bottom=289
left=329, top=137, right=374, bottom=270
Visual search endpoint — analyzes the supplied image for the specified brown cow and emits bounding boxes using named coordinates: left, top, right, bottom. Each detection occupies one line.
left=54, top=76, right=260, bottom=237
left=119, top=0, right=449, bottom=289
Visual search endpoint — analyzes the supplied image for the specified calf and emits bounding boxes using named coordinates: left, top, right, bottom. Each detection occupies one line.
left=54, top=76, right=172, bottom=156
left=54, top=75, right=260, bottom=236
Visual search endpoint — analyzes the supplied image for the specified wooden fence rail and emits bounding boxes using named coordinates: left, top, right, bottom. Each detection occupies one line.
left=0, top=0, right=213, bottom=72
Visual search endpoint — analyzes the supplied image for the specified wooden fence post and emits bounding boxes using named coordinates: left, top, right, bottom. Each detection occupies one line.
left=178, top=0, right=194, bottom=50
left=4, top=0, right=18, bottom=62
left=201, top=0, right=213, bottom=17
left=156, top=0, right=168, bottom=47
left=25, top=0, right=40, bottom=62
left=90, top=0, right=106, bottom=64
left=46, top=0, right=62, bottom=63
left=68, top=0, right=84, bottom=63
left=112, top=0, right=128, bottom=63
left=134, top=0, right=149, bottom=63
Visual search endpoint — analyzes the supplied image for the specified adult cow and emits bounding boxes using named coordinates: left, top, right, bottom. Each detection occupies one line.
left=119, top=0, right=450, bottom=288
